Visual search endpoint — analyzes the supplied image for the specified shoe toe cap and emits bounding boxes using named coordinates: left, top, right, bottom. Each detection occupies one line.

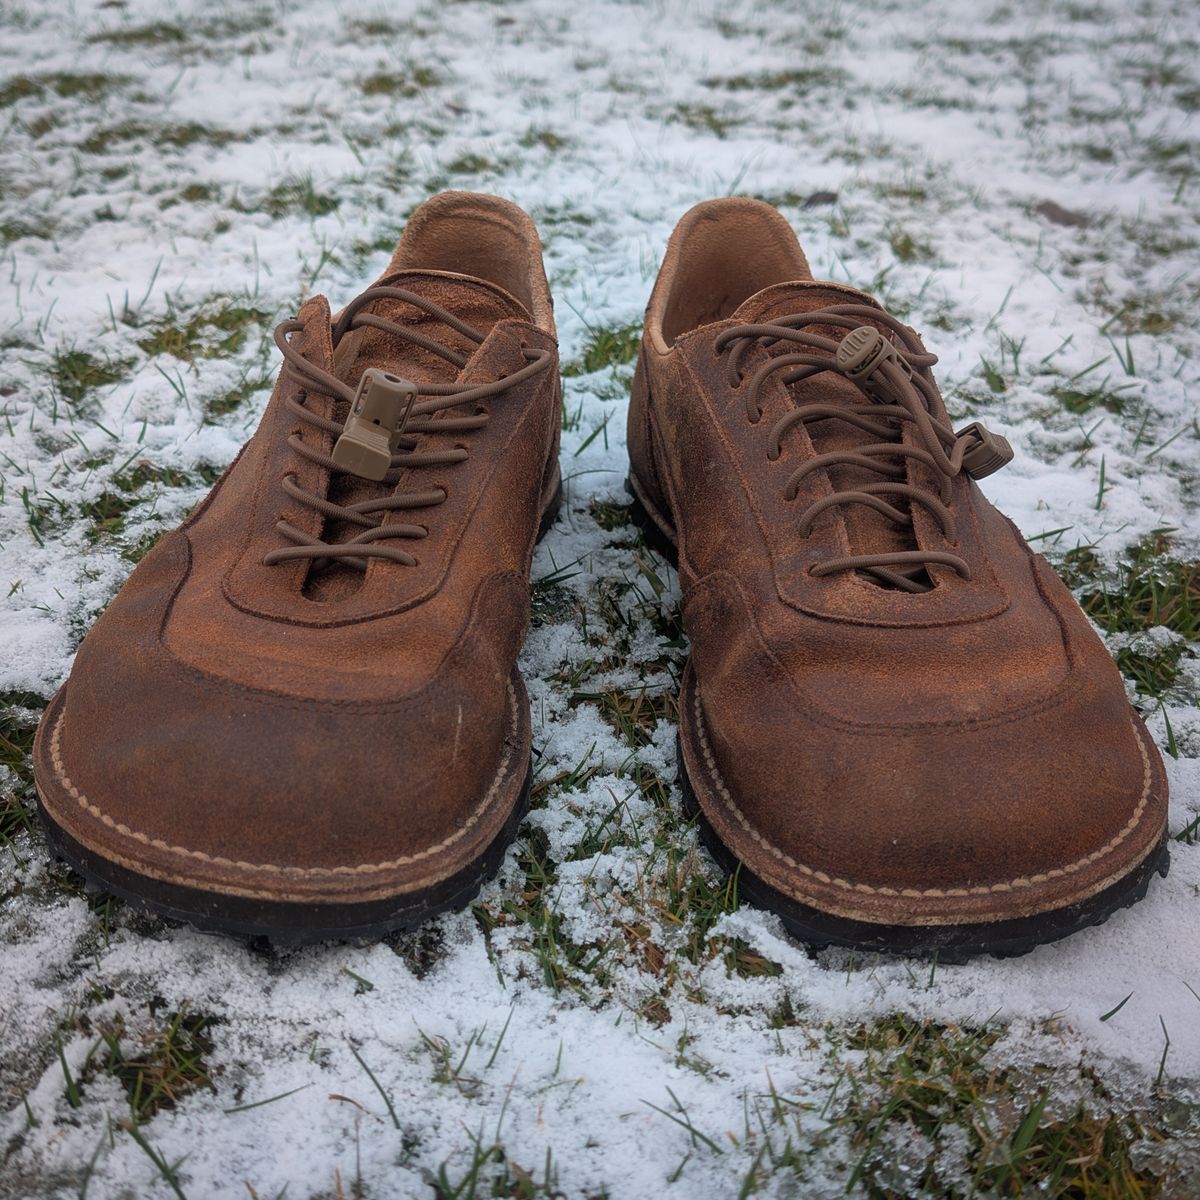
left=35, top=633, right=528, bottom=905
left=684, top=667, right=1168, bottom=925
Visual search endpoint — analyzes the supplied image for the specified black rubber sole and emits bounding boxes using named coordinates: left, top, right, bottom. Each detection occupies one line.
left=38, top=765, right=532, bottom=945
left=35, top=473, right=566, bottom=946
left=626, top=476, right=1171, bottom=960
left=678, top=736, right=1169, bottom=962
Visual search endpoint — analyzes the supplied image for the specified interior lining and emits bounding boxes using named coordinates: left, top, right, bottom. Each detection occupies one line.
left=653, top=200, right=812, bottom=344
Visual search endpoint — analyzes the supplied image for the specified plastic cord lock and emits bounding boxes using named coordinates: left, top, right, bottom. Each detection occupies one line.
left=331, top=369, right=418, bottom=481
left=957, top=421, right=1014, bottom=479
left=835, top=325, right=912, bottom=397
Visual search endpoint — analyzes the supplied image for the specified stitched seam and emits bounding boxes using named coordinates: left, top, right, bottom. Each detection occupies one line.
left=48, top=681, right=519, bottom=877
left=686, top=573, right=1082, bottom=736
left=689, top=682, right=1152, bottom=898
left=155, top=555, right=526, bottom=714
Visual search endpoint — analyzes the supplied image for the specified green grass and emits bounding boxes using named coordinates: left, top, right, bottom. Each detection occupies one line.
left=574, top=688, right=676, bottom=750
left=1104, top=297, right=1178, bottom=336
left=0, top=76, right=39, bottom=107
left=260, top=174, right=340, bottom=219
left=0, top=215, right=57, bottom=244
left=96, top=1006, right=218, bottom=1123
left=80, top=490, right=138, bottom=541
left=668, top=101, right=740, bottom=137
left=159, top=182, right=222, bottom=209
left=702, top=67, right=846, bottom=92
left=360, top=65, right=440, bottom=97
left=0, top=72, right=127, bottom=107
left=88, top=21, right=187, bottom=46
left=207, top=368, right=274, bottom=421
left=24, top=112, right=57, bottom=139
left=1055, top=531, right=1199, bottom=698
left=346, top=17, right=415, bottom=38
left=0, top=691, right=43, bottom=848
left=433, top=1125, right=561, bottom=1199
left=77, top=461, right=220, bottom=558
left=818, top=1016, right=1168, bottom=1199
left=48, top=348, right=131, bottom=405
left=529, top=580, right=578, bottom=629
left=1049, top=382, right=1136, bottom=415
left=519, top=127, right=568, bottom=151
left=445, top=152, right=504, bottom=176
left=522, top=538, right=734, bottom=983
left=588, top=498, right=634, bottom=531
left=80, top=121, right=244, bottom=155
left=113, top=462, right=196, bottom=493
left=45, top=1002, right=219, bottom=1133
left=486, top=827, right=615, bottom=998
left=888, top=227, right=935, bottom=262
left=136, top=301, right=270, bottom=362
left=562, top=322, right=641, bottom=377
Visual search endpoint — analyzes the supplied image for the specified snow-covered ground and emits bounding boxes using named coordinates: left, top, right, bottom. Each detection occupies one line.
left=1, top=0, right=1198, bottom=1195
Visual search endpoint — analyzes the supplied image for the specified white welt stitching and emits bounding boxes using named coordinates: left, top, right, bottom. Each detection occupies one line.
left=48, top=682, right=520, bottom=878
left=690, top=684, right=1153, bottom=898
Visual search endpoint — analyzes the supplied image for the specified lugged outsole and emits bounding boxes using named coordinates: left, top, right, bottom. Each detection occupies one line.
left=678, top=734, right=1169, bottom=962
left=626, top=475, right=1171, bottom=961
left=37, top=766, right=531, bottom=946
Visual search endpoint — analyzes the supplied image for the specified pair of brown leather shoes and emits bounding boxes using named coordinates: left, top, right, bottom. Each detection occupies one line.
left=33, top=192, right=1168, bottom=956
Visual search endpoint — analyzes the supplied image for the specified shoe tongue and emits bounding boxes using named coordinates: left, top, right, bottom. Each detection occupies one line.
left=333, top=268, right=531, bottom=389
left=306, top=270, right=528, bottom=604
left=730, top=280, right=919, bottom=577
left=730, top=278, right=880, bottom=325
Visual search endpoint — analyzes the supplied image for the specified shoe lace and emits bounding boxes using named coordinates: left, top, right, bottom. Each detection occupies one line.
left=715, top=303, right=1012, bottom=593
left=265, top=286, right=553, bottom=571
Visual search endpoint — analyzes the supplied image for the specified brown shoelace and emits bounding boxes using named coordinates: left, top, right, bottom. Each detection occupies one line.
left=715, top=303, right=1011, bottom=593
left=265, top=286, right=553, bottom=571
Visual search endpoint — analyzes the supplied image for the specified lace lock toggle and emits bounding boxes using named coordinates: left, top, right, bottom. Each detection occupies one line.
left=956, top=421, right=1014, bottom=479
left=835, top=325, right=912, bottom=397
left=331, top=369, right=418, bottom=481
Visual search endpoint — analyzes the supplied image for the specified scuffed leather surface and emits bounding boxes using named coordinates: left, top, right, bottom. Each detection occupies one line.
left=36, top=263, right=559, bottom=901
left=630, top=280, right=1168, bottom=922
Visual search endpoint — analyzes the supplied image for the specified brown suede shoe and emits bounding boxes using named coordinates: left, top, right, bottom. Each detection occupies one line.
left=627, top=198, right=1169, bottom=959
left=33, top=193, right=562, bottom=942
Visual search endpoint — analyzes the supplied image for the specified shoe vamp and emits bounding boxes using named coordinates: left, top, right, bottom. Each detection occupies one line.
left=310, top=274, right=528, bottom=603
left=694, top=555, right=1076, bottom=729
left=785, top=370, right=918, bottom=564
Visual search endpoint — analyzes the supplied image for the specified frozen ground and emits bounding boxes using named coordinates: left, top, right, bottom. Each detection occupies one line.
left=1, top=0, right=1199, bottom=1195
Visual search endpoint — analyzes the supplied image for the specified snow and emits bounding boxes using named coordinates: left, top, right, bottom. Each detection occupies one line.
left=1, top=0, right=1199, bottom=1194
